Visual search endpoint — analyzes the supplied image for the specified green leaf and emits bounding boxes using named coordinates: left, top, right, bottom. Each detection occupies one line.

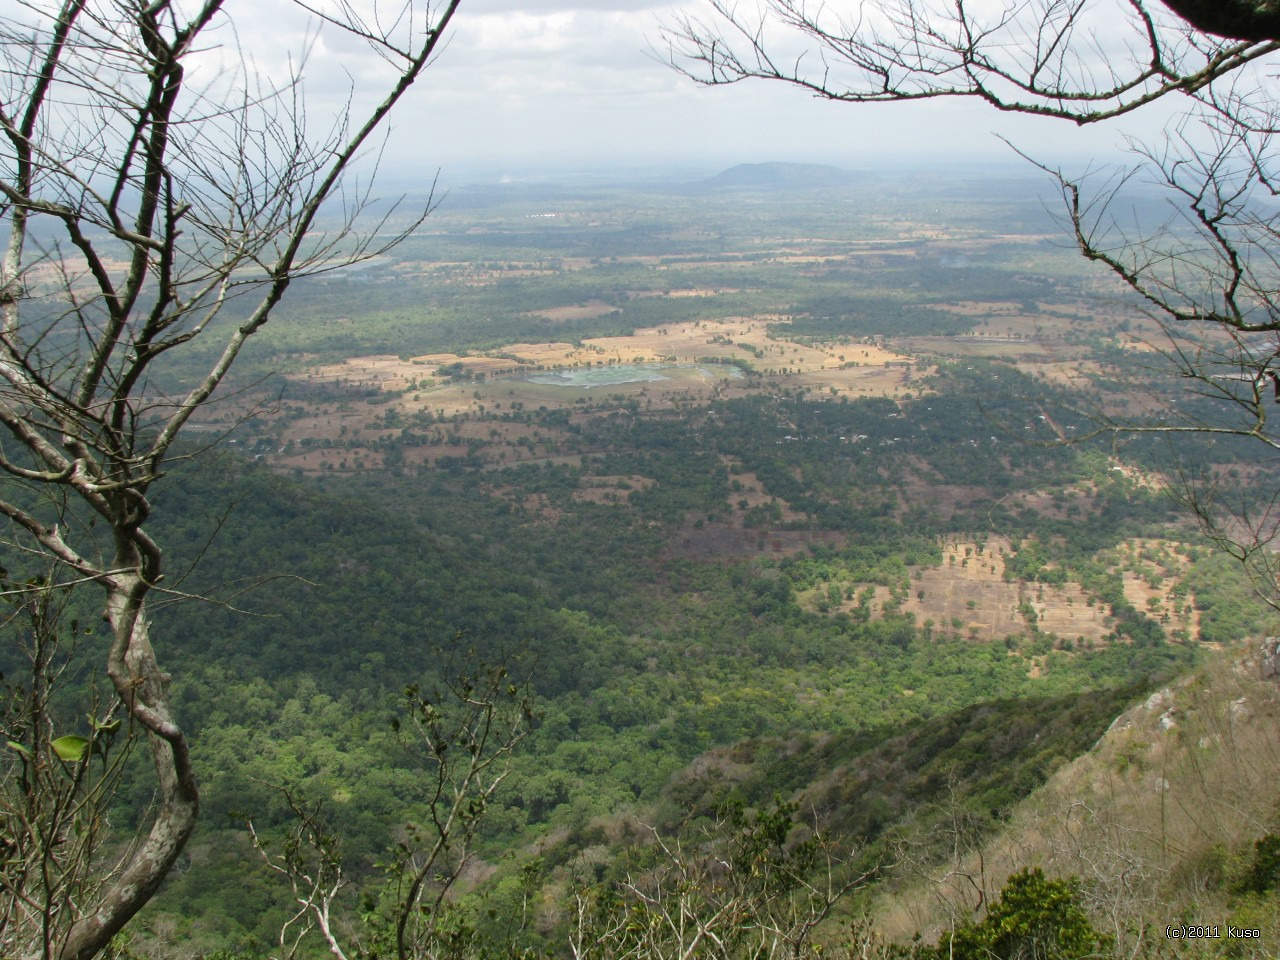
left=6, top=740, right=31, bottom=759
left=51, top=735, right=90, bottom=762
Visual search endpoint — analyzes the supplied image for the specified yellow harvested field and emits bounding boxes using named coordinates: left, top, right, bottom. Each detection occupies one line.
left=255, top=316, right=926, bottom=476
left=298, top=318, right=919, bottom=401
left=301, top=354, right=415, bottom=389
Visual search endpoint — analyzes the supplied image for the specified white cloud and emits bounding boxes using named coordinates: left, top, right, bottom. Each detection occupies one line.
left=173, top=0, right=1188, bottom=183
left=468, top=0, right=678, bottom=12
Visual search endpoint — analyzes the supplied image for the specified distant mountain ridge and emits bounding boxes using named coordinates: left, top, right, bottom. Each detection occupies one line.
left=698, top=161, right=854, bottom=191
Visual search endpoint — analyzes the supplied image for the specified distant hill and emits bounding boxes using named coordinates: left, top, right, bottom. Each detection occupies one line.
left=697, top=161, right=854, bottom=191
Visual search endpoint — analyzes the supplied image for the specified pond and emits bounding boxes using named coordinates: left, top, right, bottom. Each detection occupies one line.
left=519, top=362, right=743, bottom=388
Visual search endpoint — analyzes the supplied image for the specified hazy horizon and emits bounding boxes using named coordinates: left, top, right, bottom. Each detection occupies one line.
left=231, top=0, right=1190, bottom=193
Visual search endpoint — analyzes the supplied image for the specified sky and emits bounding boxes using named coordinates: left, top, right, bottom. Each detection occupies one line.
left=232, top=0, right=1194, bottom=188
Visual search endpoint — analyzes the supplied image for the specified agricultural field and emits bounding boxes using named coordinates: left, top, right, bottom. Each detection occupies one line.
left=174, top=164, right=1266, bottom=656
left=207, top=170, right=1169, bottom=486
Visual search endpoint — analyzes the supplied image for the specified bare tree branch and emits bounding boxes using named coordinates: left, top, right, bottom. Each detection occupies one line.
left=663, top=0, right=1280, bottom=124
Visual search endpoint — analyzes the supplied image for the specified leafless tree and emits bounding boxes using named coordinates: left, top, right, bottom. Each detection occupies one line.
left=0, top=0, right=461, bottom=956
left=569, top=802, right=870, bottom=960
left=1032, top=101, right=1280, bottom=603
left=0, top=576, right=136, bottom=960
left=249, top=668, right=532, bottom=960
left=665, top=0, right=1280, bottom=602
left=664, top=1, right=1279, bottom=121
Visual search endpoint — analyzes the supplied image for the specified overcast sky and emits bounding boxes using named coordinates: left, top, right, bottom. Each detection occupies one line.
left=246, top=0, right=1189, bottom=188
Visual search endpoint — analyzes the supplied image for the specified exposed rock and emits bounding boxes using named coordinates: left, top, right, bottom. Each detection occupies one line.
left=1104, top=714, right=1132, bottom=735
left=1261, top=636, right=1280, bottom=680
left=1144, top=689, right=1170, bottom=711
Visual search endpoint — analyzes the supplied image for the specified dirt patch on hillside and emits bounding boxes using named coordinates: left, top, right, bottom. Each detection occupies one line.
left=665, top=522, right=847, bottom=560
left=1111, top=539, right=1201, bottom=642
left=806, top=536, right=1206, bottom=648
left=722, top=458, right=809, bottom=525
left=573, top=475, right=655, bottom=505
left=802, top=538, right=1119, bottom=647
left=525, top=300, right=620, bottom=322
left=893, top=539, right=1119, bottom=645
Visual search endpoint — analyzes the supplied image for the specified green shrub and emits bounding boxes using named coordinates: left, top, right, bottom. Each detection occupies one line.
left=1235, top=833, right=1280, bottom=895
left=923, top=868, right=1110, bottom=960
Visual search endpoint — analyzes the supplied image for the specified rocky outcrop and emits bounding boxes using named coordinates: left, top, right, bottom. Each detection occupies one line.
left=1261, top=636, right=1280, bottom=680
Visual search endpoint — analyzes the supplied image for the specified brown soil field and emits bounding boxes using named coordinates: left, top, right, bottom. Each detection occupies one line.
left=898, top=481, right=997, bottom=519
left=1111, top=539, right=1201, bottom=641
left=928, top=301, right=1111, bottom=341
left=481, top=474, right=658, bottom=520
left=276, top=448, right=389, bottom=473
left=796, top=537, right=1204, bottom=649
left=1017, top=358, right=1104, bottom=390
left=901, top=335, right=1070, bottom=362
left=892, top=538, right=1118, bottom=646
left=525, top=300, right=620, bottom=321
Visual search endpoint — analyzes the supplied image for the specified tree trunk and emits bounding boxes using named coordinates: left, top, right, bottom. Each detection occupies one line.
left=1162, top=0, right=1280, bottom=41
left=57, top=585, right=199, bottom=960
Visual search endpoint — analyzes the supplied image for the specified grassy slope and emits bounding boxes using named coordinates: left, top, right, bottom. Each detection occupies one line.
left=867, top=640, right=1280, bottom=956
